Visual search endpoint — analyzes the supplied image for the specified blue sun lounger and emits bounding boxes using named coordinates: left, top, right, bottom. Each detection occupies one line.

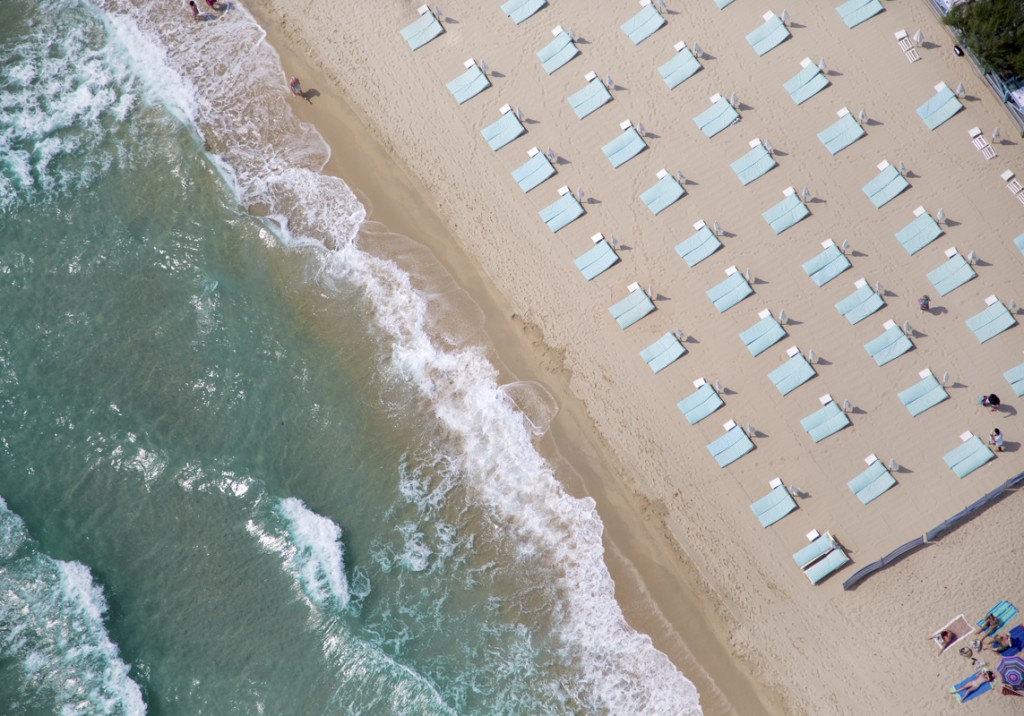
left=481, top=107, right=525, bottom=151
left=731, top=139, right=777, bottom=185
left=502, top=0, right=547, bottom=25
left=899, top=369, right=949, bottom=417
left=740, top=310, right=786, bottom=356
left=927, top=248, right=975, bottom=296
left=608, top=283, right=655, bottom=329
left=895, top=207, right=943, bottom=255
left=836, top=279, right=884, bottom=324
left=641, top=170, right=685, bottom=215
left=679, top=379, right=724, bottom=424
left=863, top=161, right=909, bottom=208
left=785, top=58, right=830, bottom=105
left=763, top=188, right=810, bottom=234
left=1005, top=362, right=1024, bottom=397
left=708, top=421, right=754, bottom=467
left=978, top=601, right=1019, bottom=634
left=967, top=296, right=1017, bottom=343
left=848, top=455, right=896, bottom=504
left=539, top=186, right=584, bottom=233
left=837, top=0, right=884, bottom=28
left=803, top=240, right=851, bottom=287
left=794, top=532, right=837, bottom=569
left=574, top=234, right=620, bottom=280
left=659, top=42, right=702, bottom=89
left=716, top=0, right=735, bottom=7
left=1015, top=232, right=1024, bottom=256
left=642, top=332, right=686, bottom=373
left=747, top=11, right=790, bottom=57
left=448, top=60, right=491, bottom=104
left=751, top=480, right=797, bottom=526
left=944, top=432, right=995, bottom=478
left=512, top=147, right=556, bottom=193
left=603, top=121, right=647, bottom=168
left=805, top=546, right=850, bottom=584
left=401, top=7, right=445, bottom=51
left=917, top=82, right=964, bottom=131
left=707, top=267, right=753, bottom=313
left=694, top=94, right=740, bottom=138
left=676, top=221, right=722, bottom=267
left=769, top=349, right=816, bottom=396
left=538, top=27, right=579, bottom=74
left=864, top=320, right=912, bottom=366
left=621, top=1, right=665, bottom=45
left=817, top=108, right=865, bottom=155
left=568, top=75, right=613, bottom=120
left=801, top=396, right=851, bottom=443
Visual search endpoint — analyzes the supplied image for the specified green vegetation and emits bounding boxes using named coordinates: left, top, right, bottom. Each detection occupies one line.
left=943, top=0, right=1024, bottom=78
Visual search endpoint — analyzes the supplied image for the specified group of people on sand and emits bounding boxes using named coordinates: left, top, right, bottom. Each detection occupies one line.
left=189, top=0, right=221, bottom=21
left=935, top=610, right=1021, bottom=699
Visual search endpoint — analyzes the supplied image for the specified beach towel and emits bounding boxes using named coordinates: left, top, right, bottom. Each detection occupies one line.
left=931, top=615, right=972, bottom=653
left=951, top=672, right=994, bottom=702
left=978, top=601, right=1018, bottom=634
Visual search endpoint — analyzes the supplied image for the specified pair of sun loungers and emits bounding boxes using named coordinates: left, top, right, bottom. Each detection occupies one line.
left=793, top=529, right=850, bottom=584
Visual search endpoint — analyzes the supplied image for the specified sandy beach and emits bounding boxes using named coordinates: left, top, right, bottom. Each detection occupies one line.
left=246, top=0, right=1023, bottom=712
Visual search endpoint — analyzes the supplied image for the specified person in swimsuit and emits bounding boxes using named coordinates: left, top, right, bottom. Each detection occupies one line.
left=977, top=613, right=1001, bottom=636
left=189, top=1, right=200, bottom=20
left=954, top=670, right=995, bottom=699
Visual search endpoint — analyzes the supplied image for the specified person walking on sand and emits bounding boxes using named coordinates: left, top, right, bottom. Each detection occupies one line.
left=918, top=295, right=931, bottom=312
left=189, top=1, right=200, bottom=20
left=990, top=428, right=1005, bottom=452
left=289, top=77, right=303, bottom=97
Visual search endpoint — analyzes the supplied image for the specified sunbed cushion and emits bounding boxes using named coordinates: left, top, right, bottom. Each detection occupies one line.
left=641, top=332, right=686, bottom=373
left=793, top=533, right=835, bottom=568
left=943, top=435, right=995, bottom=478
left=502, top=0, right=547, bottom=24
left=837, top=0, right=884, bottom=28
left=707, top=272, right=753, bottom=313
left=763, top=193, right=810, bottom=234
left=848, top=460, right=896, bottom=504
left=574, top=240, right=619, bottom=280
left=568, top=79, right=612, bottom=120
left=731, top=143, right=777, bottom=185
left=927, top=253, right=975, bottom=296
left=817, top=112, right=865, bottom=155
left=603, top=127, right=647, bottom=168
left=694, top=97, right=740, bottom=138
left=1004, top=362, right=1024, bottom=397
left=863, top=325, right=912, bottom=366
left=512, top=152, right=555, bottom=193
left=447, top=65, right=491, bottom=104
left=750, top=485, right=797, bottom=527
left=537, top=30, right=579, bottom=74
left=895, top=213, right=943, bottom=255
left=659, top=47, right=702, bottom=89
left=739, top=315, right=786, bottom=356
left=898, top=374, right=948, bottom=416
left=481, top=111, right=526, bottom=151
left=805, top=547, right=849, bottom=584
left=678, top=383, right=723, bottom=424
left=608, top=289, right=655, bottom=329
left=746, top=14, right=790, bottom=56
left=803, top=244, right=851, bottom=286
left=621, top=3, right=665, bottom=45
left=675, top=225, right=722, bottom=266
left=966, top=302, right=1016, bottom=343
left=538, top=193, right=584, bottom=233
left=785, top=63, right=829, bottom=105
left=800, top=401, right=851, bottom=442
left=640, top=174, right=685, bottom=215
left=862, top=164, right=909, bottom=208
left=836, top=285, right=884, bottom=324
left=916, top=83, right=964, bottom=130
left=768, top=354, right=816, bottom=396
left=401, top=12, right=445, bottom=51
left=707, top=425, right=754, bottom=467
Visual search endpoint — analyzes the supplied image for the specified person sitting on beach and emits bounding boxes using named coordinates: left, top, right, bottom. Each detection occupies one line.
left=980, top=394, right=1001, bottom=412
left=954, top=670, right=995, bottom=698
left=990, top=428, right=1005, bottom=452
left=976, top=613, right=1001, bottom=636
left=984, top=633, right=1012, bottom=653
left=936, top=630, right=956, bottom=651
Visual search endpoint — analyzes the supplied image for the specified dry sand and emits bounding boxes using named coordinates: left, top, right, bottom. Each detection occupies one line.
left=245, top=0, right=1023, bottom=713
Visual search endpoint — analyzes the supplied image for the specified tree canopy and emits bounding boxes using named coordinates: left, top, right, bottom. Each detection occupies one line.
left=943, top=0, right=1024, bottom=78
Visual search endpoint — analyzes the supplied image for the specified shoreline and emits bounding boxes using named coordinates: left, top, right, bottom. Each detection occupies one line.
left=241, top=1, right=1023, bottom=713
left=247, top=8, right=782, bottom=713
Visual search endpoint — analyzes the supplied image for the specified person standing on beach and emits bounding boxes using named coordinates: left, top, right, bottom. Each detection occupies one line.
left=990, top=428, right=1005, bottom=452
left=289, top=77, right=303, bottom=97
left=188, top=1, right=199, bottom=20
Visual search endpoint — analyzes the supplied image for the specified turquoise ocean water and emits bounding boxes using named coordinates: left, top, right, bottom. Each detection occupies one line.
left=0, top=1, right=700, bottom=713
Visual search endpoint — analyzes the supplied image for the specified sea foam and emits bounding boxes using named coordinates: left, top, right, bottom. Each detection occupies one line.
left=94, top=1, right=702, bottom=712
left=0, top=497, right=146, bottom=715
